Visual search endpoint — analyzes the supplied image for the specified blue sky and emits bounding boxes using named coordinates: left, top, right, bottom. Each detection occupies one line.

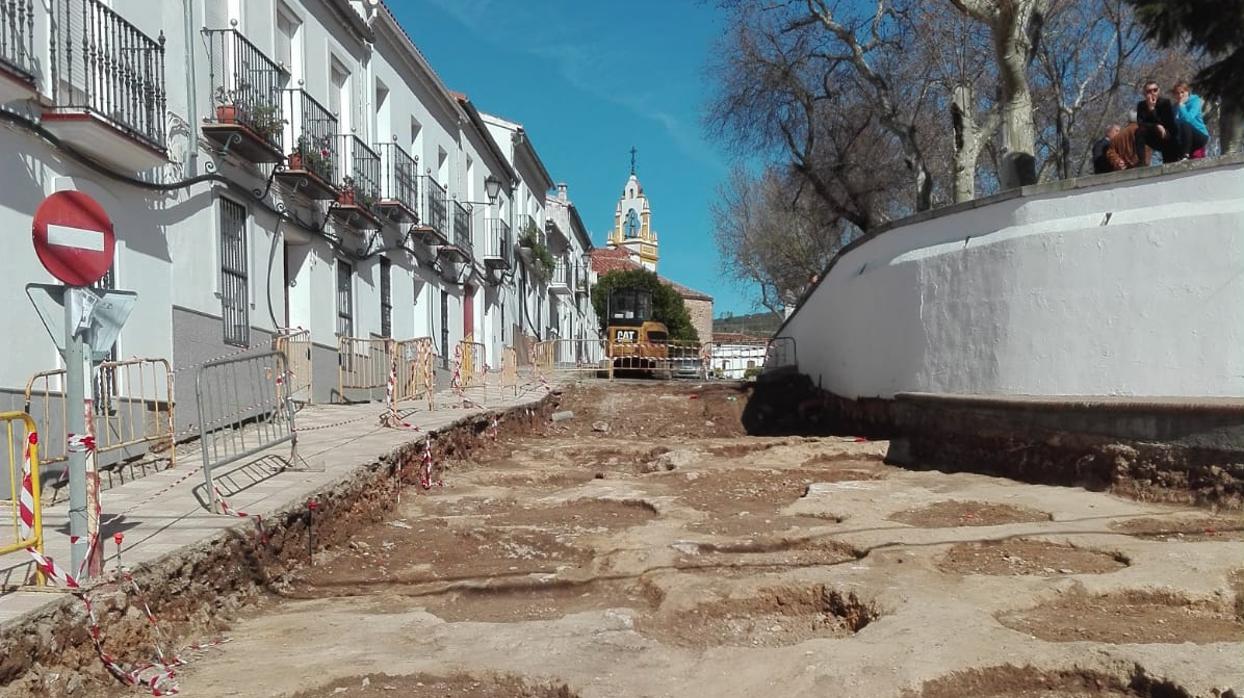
left=388, top=0, right=754, bottom=316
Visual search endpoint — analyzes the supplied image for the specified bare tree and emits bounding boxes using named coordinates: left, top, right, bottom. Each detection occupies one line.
left=948, top=0, right=1052, bottom=188
left=711, top=166, right=854, bottom=314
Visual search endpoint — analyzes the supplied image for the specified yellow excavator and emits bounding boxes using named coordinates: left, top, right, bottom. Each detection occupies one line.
left=605, top=287, right=669, bottom=373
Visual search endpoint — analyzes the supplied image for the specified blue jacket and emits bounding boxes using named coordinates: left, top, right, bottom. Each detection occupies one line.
left=1175, top=94, right=1209, bottom=137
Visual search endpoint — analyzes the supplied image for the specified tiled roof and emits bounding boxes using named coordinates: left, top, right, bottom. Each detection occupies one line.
left=588, top=249, right=714, bottom=302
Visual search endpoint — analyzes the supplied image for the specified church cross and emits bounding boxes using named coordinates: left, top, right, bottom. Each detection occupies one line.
left=629, top=146, right=638, bottom=175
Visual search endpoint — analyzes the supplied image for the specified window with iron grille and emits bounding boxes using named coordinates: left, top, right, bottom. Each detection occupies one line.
left=336, top=260, right=353, bottom=337
left=219, top=198, right=250, bottom=347
left=379, top=257, right=392, bottom=337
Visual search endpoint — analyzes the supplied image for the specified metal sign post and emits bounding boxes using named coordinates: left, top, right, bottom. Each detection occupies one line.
left=29, top=191, right=126, bottom=583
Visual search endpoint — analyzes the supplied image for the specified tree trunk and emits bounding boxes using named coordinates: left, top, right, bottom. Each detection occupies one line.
left=995, top=1, right=1040, bottom=188
left=950, top=84, right=998, bottom=203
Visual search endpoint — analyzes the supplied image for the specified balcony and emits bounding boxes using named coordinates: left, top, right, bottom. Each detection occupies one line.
left=329, top=135, right=382, bottom=230
left=0, top=0, right=35, bottom=102
left=546, top=217, right=570, bottom=249
left=47, top=0, right=167, bottom=171
left=516, top=213, right=545, bottom=248
left=443, top=199, right=473, bottom=261
left=202, top=26, right=287, bottom=164
left=550, top=258, right=572, bottom=295
left=413, top=176, right=449, bottom=245
left=484, top=218, right=512, bottom=270
left=575, top=263, right=590, bottom=296
left=375, top=143, right=418, bottom=223
left=274, top=89, right=339, bottom=200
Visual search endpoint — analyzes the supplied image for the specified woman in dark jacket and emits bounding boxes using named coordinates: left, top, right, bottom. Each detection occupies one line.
left=1136, top=80, right=1182, bottom=163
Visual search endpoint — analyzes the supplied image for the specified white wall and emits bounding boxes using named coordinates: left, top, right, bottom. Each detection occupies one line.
left=778, top=157, right=1244, bottom=399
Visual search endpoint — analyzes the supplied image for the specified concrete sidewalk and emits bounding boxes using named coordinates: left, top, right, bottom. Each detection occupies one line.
left=0, top=380, right=554, bottom=625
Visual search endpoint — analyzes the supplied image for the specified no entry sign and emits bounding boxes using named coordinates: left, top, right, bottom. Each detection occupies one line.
left=32, top=191, right=115, bottom=287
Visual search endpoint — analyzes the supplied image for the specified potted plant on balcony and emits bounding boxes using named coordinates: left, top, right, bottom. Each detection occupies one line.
left=338, top=175, right=357, bottom=205
left=518, top=221, right=554, bottom=282
left=249, top=102, right=286, bottom=144
left=290, top=134, right=331, bottom=177
left=213, top=84, right=250, bottom=124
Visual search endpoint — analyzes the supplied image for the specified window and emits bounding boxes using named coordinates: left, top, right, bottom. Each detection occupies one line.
left=219, top=198, right=250, bottom=347
left=379, top=257, right=392, bottom=338
left=336, top=260, right=353, bottom=337
left=329, top=58, right=349, bottom=128
left=275, top=3, right=300, bottom=80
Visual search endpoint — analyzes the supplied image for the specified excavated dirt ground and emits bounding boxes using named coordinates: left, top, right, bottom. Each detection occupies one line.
left=160, top=382, right=1244, bottom=698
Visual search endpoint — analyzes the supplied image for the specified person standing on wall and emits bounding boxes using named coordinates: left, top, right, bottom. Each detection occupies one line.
left=1136, top=79, right=1182, bottom=163
left=1092, top=124, right=1121, bottom=174
left=1172, top=80, right=1210, bottom=159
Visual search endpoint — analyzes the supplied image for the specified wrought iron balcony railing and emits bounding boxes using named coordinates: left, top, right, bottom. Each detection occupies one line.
left=421, top=176, right=447, bottom=236
left=0, top=0, right=34, bottom=79
left=517, top=213, right=544, bottom=247
left=51, top=0, right=168, bottom=149
left=453, top=200, right=473, bottom=258
left=203, top=26, right=287, bottom=155
left=551, top=258, right=572, bottom=288
left=376, top=142, right=418, bottom=213
left=284, top=88, right=338, bottom=184
left=338, top=134, right=381, bottom=210
left=485, top=218, right=511, bottom=266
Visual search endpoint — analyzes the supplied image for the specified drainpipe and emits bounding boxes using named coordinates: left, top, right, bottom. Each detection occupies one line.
left=183, top=0, right=199, bottom=176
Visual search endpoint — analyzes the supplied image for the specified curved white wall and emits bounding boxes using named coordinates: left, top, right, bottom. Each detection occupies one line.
left=778, top=156, right=1244, bottom=399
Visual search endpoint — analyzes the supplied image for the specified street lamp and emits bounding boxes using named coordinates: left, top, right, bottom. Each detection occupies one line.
left=484, top=175, right=502, bottom=204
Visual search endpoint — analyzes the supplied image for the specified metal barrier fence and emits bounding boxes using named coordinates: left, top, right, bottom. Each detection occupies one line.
left=0, top=412, right=42, bottom=584
left=500, top=345, right=518, bottom=395
left=273, top=328, right=313, bottom=403
left=337, top=335, right=391, bottom=401
left=24, top=358, right=176, bottom=469
left=394, top=337, right=436, bottom=409
left=702, top=340, right=771, bottom=380
left=531, top=338, right=610, bottom=375
left=196, top=351, right=296, bottom=513
left=609, top=339, right=707, bottom=378
left=454, top=340, right=487, bottom=389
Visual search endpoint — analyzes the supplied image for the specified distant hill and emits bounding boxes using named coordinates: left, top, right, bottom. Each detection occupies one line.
left=713, top=311, right=782, bottom=337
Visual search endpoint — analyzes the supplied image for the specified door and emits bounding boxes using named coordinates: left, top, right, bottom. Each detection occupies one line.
left=463, top=284, right=475, bottom=341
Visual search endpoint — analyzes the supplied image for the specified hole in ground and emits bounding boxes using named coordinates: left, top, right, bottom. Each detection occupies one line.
left=670, top=467, right=884, bottom=515
left=675, top=537, right=862, bottom=576
left=903, top=664, right=1191, bottom=698
left=686, top=513, right=846, bottom=537
left=1108, top=516, right=1244, bottom=542
left=890, top=501, right=1052, bottom=528
left=635, top=584, right=880, bottom=648
left=290, top=672, right=578, bottom=698
left=937, top=539, right=1129, bottom=576
left=486, top=498, right=659, bottom=530
left=997, top=589, right=1244, bottom=644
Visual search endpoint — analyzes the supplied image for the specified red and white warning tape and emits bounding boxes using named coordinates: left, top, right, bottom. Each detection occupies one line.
left=418, top=435, right=441, bottom=490
left=67, top=433, right=96, bottom=453
left=489, top=415, right=499, bottom=442
left=213, top=487, right=268, bottom=544
left=18, top=433, right=37, bottom=541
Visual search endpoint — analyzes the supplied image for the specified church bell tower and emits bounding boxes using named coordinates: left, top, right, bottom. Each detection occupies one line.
left=606, top=148, right=659, bottom=271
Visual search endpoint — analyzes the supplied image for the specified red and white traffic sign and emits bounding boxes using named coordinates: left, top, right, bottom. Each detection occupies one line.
left=32, top=191, right=115, bottom=287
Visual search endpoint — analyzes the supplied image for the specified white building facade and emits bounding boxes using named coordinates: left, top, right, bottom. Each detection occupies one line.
left=0, top=0, right=584, bottom=424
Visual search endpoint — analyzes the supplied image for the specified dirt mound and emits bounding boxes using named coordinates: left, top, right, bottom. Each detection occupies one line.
left=905, top=664, right=1190, bottom=698
left=290, top=672, right=578, bottom=697
left=997, top=589, right=1244, bottom=644
left=670, top=467, right=880, bottom=515
left=295, top=520, right=591, bottom=593
left=1108, top=516, right=1244, bottom=542
left=937, top=539, right=1128, bottom=576
left=636, top=584, right=879, bottom=648
left=549, top=383, right=750, bottom=439
left=486, top=498, right=658, bottom=530
left=890, top=501, right=1052, bottom=528
left=423, top=578, right=661, bottom=623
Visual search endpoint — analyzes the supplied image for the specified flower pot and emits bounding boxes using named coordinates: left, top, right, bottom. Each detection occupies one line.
left=216, top=104, right=238, bottom=123
left=288, top=152, right=304, bottom=171
left=338, top=189, right=356, bottom=206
